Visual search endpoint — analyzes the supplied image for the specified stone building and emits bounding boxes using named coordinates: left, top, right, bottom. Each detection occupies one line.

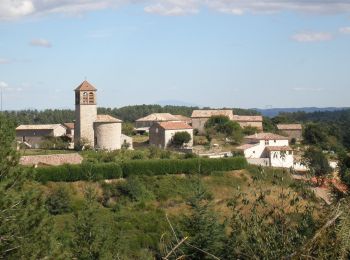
left=191, top=110, right=234, bottom=134
left=232, top=115, right=263, bottom=130
left=74, top=80, right=132, bottom=150
left=16, top=124, right=68, bottom=148
left=149, top=121, right=193, bottom=149
left=135, top=113, right=180, bottom=128
left=277, top=124, right=303, bottom=141
left=191, top=110, right=263, bottom=134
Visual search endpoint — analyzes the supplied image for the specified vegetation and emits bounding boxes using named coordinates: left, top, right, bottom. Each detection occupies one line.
left=172, top=131, right=192, bottom=147
left=303, top=147, right=332, bottom=186
left=205, top=115, right=243, bottom=144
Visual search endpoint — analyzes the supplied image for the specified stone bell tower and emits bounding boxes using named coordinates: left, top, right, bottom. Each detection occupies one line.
left=74, top=80, right=97, bottom=149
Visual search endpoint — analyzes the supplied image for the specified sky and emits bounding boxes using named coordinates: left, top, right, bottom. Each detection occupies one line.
left=0, top=0, right=350, bottom=110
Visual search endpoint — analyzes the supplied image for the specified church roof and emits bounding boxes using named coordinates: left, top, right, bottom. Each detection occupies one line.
left=136, top=113, right=179, bottom=122
left=95, top=115, right=122, bottom=123
left=75, top=80, right=97, bottom=91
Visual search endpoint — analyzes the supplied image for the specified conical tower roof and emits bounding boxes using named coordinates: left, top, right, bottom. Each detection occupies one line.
left=75, top=80, right=97, bottom=91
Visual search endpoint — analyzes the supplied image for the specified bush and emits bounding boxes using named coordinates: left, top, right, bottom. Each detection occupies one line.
left=172, top=132, right=192, bottom=147
left=35, top=158, right=247, bottom=182
left=45, top=185, right=72, bottom=215
left=35, top=163, right=123, bottom=183
left=122, top=157, right=247, bottom=177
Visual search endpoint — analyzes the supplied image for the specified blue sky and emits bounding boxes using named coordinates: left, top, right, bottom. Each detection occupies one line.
left=0, top=0, right=349, bottom=110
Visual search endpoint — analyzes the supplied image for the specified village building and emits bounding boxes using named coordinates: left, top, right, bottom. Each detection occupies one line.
left=191, top=110, right=263, bottom=134
left=191, top=110, right=234, bottom=134
left=173, top=115, right=192, bottom=125
left=16, top=124, right=68, bottom=149
left=277, top=124, right=303, bottom=141
left=149, top=121, right=193, bottom=149
left=232, top=115, right=263, bottom=130
left=237, top=133, right=294, bottom=168
left=74, top=80, right=132, bottom=151
left=135, top=113, right=190, bottom=134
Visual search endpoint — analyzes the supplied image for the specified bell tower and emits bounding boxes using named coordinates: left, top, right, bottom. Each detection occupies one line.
left=74, top=80, right=97, bottom=149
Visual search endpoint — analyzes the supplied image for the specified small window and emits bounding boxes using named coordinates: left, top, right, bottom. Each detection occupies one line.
left=265, top=140, right=269, bottom=145
left=253, top=151, right=255, bottom=154
left=156, top=128, right=159, bottom=133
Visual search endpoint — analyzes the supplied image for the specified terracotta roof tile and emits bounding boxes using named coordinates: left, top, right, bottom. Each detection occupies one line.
left=16, top=124, right=66, bottom=131
left=136, top=113, right=179, bottom=122
left=95, top=115, right=122, bottom=123
left=245, top=132, right=288, bottom=140
left=237, top=143, right=259, bottom=150
left=75, top=80, right=97, bottom=91
left=158, top=121, right=193, bottom=130
left=191, top=110, right=234, bottom=119
left=64, top=123, right=75, bottom=129
left=232, top=115, right=263, bottom=122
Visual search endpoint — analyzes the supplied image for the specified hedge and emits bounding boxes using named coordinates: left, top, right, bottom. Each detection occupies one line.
left=35, top=163, right=123, bottom=183
left=34, top=157, right=247, bottom=183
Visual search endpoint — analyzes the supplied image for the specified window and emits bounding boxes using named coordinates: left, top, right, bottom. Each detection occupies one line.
left=88, top=92, right=94, bottom=104
left=156, top=128, right=159, bottom=133
left=265, top=140, right=269, bottom=145
left=274, top=140, right=276, bottom=143
left=82, top=92, right=88, bottom=104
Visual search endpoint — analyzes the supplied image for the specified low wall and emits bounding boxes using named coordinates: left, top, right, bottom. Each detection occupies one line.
left=20, top=153, right=83, bottom=166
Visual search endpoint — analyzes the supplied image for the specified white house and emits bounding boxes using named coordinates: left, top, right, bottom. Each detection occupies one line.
left=237, top=133, right=294, bottom=168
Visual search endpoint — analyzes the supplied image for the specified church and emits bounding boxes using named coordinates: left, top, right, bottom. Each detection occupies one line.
left=74, top=80, right=132, bottom=150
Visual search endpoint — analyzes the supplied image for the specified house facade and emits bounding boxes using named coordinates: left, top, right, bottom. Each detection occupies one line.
left=149, top=121, right=193, bottom=149
left=232, top=115, right=263, bottom=130
left=237, top=133, right=294, bottom=168
left=277, top=124, right=303, bottom=141
left=16, top=124, right=68, bottom=148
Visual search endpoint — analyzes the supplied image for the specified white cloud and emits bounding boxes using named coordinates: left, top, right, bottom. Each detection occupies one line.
left=0, top=81, right=9, bottom=88
left=339, top=27, right=350, bottom=34
left=291, top=32, right=333, bottom=42
left=30, top=38, right=52, bottom=48
left=144, top=0, right=199, bottom=16
left=2, top=0, right=350, bottom=20
left=0, top=58, right=11, bottom=64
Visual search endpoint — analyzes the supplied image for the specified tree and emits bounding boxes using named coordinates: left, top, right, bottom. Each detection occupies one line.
left=181, top=180, right=225, bottom=259
left=45, top=185, right=72, bottom=215
left=303, top=147, right=332, bottom=186
left=303, top=123, right=328, bottom=147
left=71, top=185, right=101, bottom=260
left=0, top=114, right=54, bottom=258
left=204, top=115, right=243, bottom=143
left=338, top=152, right=350, bottom=187
left=172, top=132, right=192, bottom=147
left=122, top=122, right=135, bottom=136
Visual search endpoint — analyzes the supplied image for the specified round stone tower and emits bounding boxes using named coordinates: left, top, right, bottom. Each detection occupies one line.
left=74, top=80, right=97, bottom=149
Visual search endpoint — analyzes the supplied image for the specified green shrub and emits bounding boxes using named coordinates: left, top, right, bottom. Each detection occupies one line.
left=45, top=185, right=72, bottom=215
left=35, top=163, right=123, bottom=183
left=35, top=158, right=247, bottom=182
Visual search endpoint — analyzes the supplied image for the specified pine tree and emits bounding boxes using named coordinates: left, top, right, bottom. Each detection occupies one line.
left=0, top=114, right=54, bottom=259
left=71, top=185, right=101, bottom=260
left=181, top=179, right=225, bottom=259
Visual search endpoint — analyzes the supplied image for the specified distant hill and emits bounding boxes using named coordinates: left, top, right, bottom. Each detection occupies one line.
left=255, top=107, right=348, bottom=117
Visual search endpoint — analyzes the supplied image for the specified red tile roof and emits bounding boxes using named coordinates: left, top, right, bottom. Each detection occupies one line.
left=136, top=113, right=179, bottom=122
left=75, top=80, right=97, bottom=91
left=64, top=123, right=75, bottom=129
left=158, top=121, right=193, bottom=130
left=191, top=110, right=234, bottom=119
left=95, top=115, right=122, bottom=123
left=245, top=133, right=288, bottom=140
left=232, top=115, right=263, bottom=122
left=237, top=143, right=259, bottom=150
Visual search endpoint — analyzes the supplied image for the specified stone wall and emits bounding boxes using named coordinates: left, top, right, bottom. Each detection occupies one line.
left=74, top=104, right=97, bottom=148
left=94, top=122, right=122, bottom=151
